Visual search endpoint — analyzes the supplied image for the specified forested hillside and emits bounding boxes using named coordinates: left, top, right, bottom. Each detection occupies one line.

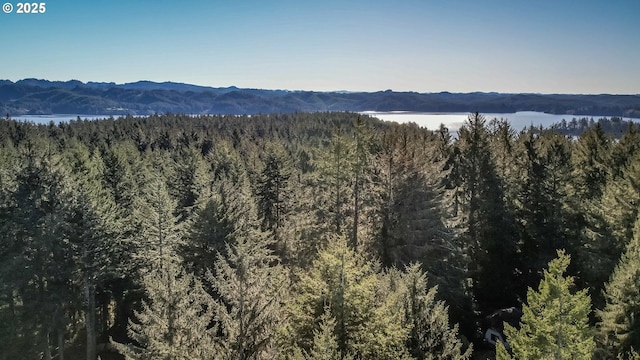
left=3, top=79, right=640, bottom=117
left=1, top=112, right=639, bottom=360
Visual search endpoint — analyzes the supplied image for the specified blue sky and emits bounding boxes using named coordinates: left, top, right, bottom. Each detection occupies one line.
left=1, top=0, right=638, bottom=94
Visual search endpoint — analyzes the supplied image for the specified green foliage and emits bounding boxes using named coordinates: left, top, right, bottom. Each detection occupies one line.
left=112, top=261, right=216, bottom=360
left=402, top=263, right=472, bottom=360
left=374, top=124, right=454, bottom=264
left=375, top=123, right=470, bottom=324
left=618, top=348, right=640, bottom=360
left=0, top=138, right=78, bottom=359
left=608, top=122, right=640, bottom=179
left=597, top=215, right=640, bottom=357
left=602, top=153, right=640, bottom=250
left=512, top=129, right=572, bottom=292
left=4, top=112, right=640, bottom=359
left=567, top=125, right=621, bottom=308
left=256, top=141, right=293, bottom=250
left=571, top=123, right=611, bottom=200
left=209, top=233, right=287, bottom=360
left=62, top=140, right=126, bottom=360
left=304, top=309, right=343, bottom=360
left=502, top=250, right=594, bottom=360
left=453, top=113, right=519, bottom=314
left=316, top=129, right=355, bottom=238
left=132, top=175, right=183, bottom=272
left=182, top=145, right=259, bottom=280
left=168, top=145, right=210, bottom=223
left=287, top=235, right=409, bottom=359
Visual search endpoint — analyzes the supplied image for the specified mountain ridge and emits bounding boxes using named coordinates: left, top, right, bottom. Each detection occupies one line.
left=2, top=79, right=639, bottom=117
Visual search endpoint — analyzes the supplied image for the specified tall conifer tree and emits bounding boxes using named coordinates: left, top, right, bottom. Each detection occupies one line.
left=112, top=261, right=216, bottom=360
left=497, top=250, right=594, bottom=360
left=402, top=263, right=472, bottom=360
left=208, top=233, right=287, bottom=360
left=452, top=113, right=518, bottom=315
left=597, top=215, right=640, bottom=358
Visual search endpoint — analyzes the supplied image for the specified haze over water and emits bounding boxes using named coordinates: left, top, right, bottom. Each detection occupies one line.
left=363, top=111, right=640, bottom=132
left=11, top=112, right=640, bottom=131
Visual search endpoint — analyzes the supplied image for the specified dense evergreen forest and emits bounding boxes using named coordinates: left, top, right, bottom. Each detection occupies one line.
left=0, top=112, right=639, bottom=360
left=552, top=116, right=637, bottom=138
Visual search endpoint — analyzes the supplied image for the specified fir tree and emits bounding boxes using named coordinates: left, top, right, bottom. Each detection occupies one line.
left=62, top=140, right=124, bottom=360
left=601, top=153, right=640, bottom=250
left=608, top=122, right=640, bottom=180
left=513, top=129, right=571, bottom=292
left=168, top=145, right=210, bottom=223
left=498, top=250, right=594, bottom=360
left=304, top=309, right=343, bottom=360
left=452, top=113, right=518, bottom=315
left=208, top=233, right=287, bottom=360
left=183, top=146, right=258, bottom=281
left=132, top=175, right=183, bottom=273
left=402, top=263, right=472, bottom=360
left=0, top=138, right=77, bottom=360
left=568, top=125, right=620, bottom=308
left=349, top=116, right=375, bottom=250
left=287, top=235, right=409, bottom=359
left=317, top=128, right=354, bottom=238
left=597, top=215, right=640, bottom=358
left=112, top=261, right=216, bottom=360
left=256, top=141, right=293, bottom=250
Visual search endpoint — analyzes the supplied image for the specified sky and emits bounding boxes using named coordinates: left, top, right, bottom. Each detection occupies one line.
left=1, top=0, right=639, bottom=94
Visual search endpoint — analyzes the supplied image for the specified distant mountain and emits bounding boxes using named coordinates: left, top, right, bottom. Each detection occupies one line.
left=1, top=79, right=639, bottom=117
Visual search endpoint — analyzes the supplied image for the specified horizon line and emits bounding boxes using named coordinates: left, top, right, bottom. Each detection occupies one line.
left=3, top=78, right=639, bottom=97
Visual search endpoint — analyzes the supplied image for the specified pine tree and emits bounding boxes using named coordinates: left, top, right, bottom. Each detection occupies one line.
left=350, top=116, right=375, bottom=250
left=0, top=141, right=20, bottom=360
left=513, top=129, right=572, bottom=291
left=601, top=153, right=640, bottom=251
left=112, top=261, right=216, bottom=360
left=317, top=128, right=354, bottom=238
left=304, top=309, right=343, bottom=360
left=168, top=145, right=210, bottom=223
left=568, top=125, right=619, bottom=307
left=200, top=142, right=288, bottom=357
left=62, top=140, right=124, bottom=360
left=256, top=141, right=293, bottom=251
left=402, top=263, right=472, bottom=360
left=0, top=138, right=77, bottom=360
left=183, top=144, right=258, bottom=280
left=570, top=123, right=610, bottom=202
left=208, top=233, right=287, bottom=360
left=597, top=215, right=640, bottom=358
left=287, top=235, right=409, bottom=359
left=101, top=142, right=146, bottom=218
left=374, top=123, right=455, bottom=268
left=452, top=113, right=518, bottom=315
left=132, top=174, right=183, bottom=273
left=488, top=118, right=518, bottom=204
left=372, top=123, right=470, bottom=332
left=499, top=250, right=594, bottom=360
left=608, top=122, right=640, bottom=180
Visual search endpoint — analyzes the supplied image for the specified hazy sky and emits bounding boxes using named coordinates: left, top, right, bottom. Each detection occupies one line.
left=2, top=0, right=639, bottom=94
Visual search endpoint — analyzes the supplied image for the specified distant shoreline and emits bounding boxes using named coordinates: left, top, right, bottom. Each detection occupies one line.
left=9, top=112, right=640, bottom=133
left=3, top=79, right=639, bottom=118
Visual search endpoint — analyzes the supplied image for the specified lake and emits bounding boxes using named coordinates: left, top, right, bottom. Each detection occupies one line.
left=362, top=111, right=640, bottom=131
left=8, top=114, right=119, bottom=124
left=9, top=112, right=640, bottom=132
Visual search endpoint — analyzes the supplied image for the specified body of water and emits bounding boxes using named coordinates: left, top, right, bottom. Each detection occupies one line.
left=8, top=114, right=118, bottom=124
left=9, top=112, right=640, bottom=131
left=362, top=111, right=640, bottom=131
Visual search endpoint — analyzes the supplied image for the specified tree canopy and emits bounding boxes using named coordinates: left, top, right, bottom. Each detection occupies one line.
left=0, top=112, right=637, bottom=359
